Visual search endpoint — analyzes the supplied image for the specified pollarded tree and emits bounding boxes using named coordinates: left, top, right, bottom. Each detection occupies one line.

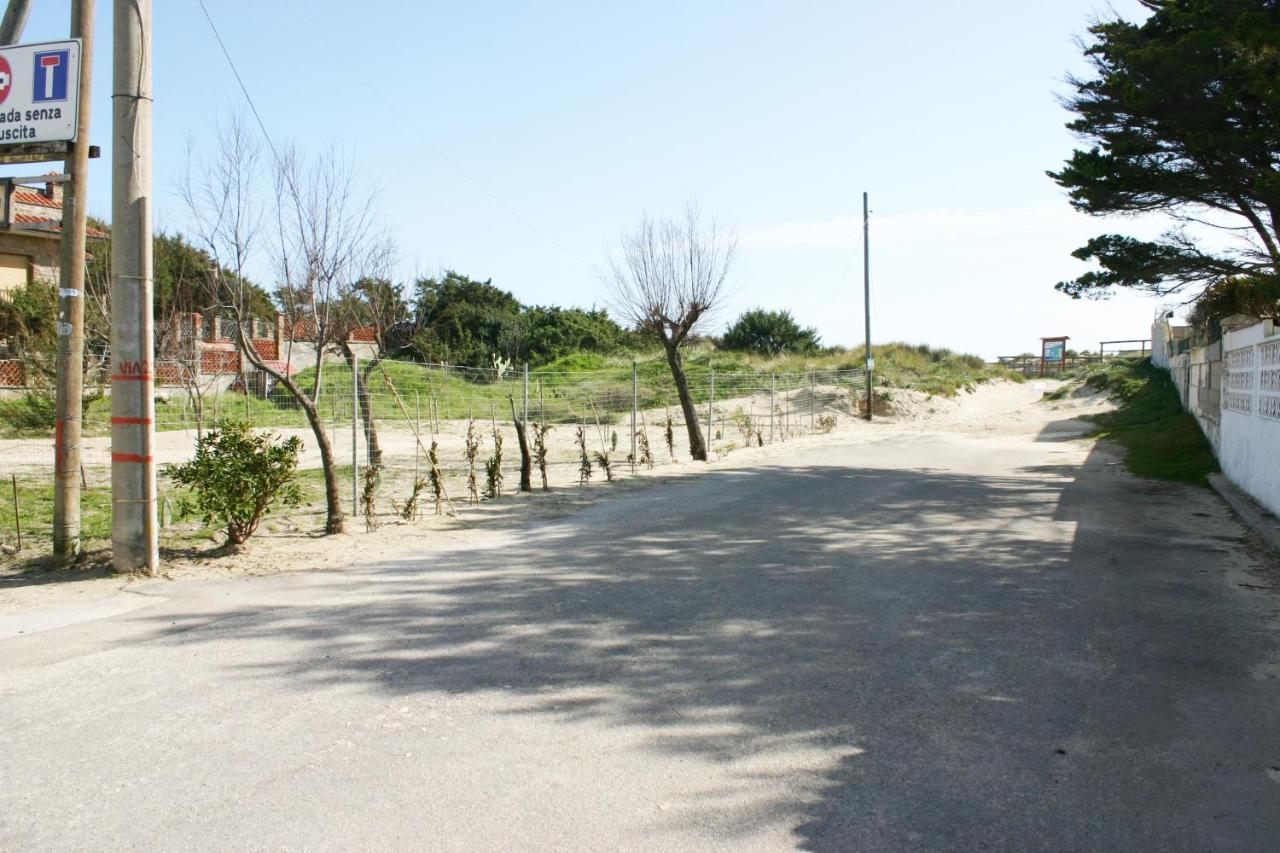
left=1050, top=0, right=1280, bottom=299
left=183, top=115, right=382, bottom=535
left=606, top=205, right=736, bottom=462
left=722, top=308, right=821, bottom=355
left=333, top=270, right=406, bottom=470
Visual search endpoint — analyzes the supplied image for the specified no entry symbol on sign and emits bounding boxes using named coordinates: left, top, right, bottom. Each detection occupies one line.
left=0, top=56, right=11, bottom=105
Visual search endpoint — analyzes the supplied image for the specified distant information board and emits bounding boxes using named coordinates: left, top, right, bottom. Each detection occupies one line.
left=0, top=39, right=81, bottom=145
left=1043, top=339, right=1066, bottom=363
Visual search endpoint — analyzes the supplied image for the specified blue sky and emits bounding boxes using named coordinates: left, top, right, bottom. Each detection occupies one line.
left=18, top=0, right=1166, bottom=359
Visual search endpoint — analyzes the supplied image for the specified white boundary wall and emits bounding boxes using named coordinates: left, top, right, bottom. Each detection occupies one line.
left=1219, top=319, right=1280, bottom=516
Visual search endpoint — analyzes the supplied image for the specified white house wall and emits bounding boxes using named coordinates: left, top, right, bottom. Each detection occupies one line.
left=1219, top=320, right=1280, bottom=517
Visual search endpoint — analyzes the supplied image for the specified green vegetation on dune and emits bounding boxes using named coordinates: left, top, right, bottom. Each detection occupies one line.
left=857, top=343, right=1025, bottom=397
left=0, top=341, right=1018, bottom=439
left=536, top=342, right=1022, bottom=399
left=1073, top=358, right=1218, bottom=487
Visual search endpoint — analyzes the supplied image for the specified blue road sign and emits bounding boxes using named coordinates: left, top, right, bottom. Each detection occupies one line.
left=32, top=49, right=69, bottom=103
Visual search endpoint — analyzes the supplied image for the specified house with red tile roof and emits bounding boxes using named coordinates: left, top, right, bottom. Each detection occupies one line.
left=0, top=175, right=106, bottom=296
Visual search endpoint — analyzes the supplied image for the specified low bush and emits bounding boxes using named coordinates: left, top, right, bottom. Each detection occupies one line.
left=166, top=420, right=303, bottom=546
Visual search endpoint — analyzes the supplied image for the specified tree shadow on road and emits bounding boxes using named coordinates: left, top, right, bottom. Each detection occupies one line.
left=128, top=440, right=1275, bottom=850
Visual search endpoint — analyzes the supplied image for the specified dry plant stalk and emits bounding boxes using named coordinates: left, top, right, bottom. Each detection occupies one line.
left=637, top=426, right=654, bottom=469
left=664, top=408, right=675, bottom=460
left=362, top=463, right=381, bottom=532
left=533, top=422, right=553, bottom=490
left=373, top=358, right=456, bottom=517
left=428, top=440, right=445, bottom=514
left=575, top=425, right=593, bottom=484
left=400, top=477, right=427, bottom=520
left=464, top=419, right=481, bottom=504
left=731, top=407, right=755, bottom=446
left=594, top=450, right=615, bottom=482
left=485, top=428, right=504, bottom=499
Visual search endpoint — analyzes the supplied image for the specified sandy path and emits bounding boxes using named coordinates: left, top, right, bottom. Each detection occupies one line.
left=0, top=379, right=1112, bottom=614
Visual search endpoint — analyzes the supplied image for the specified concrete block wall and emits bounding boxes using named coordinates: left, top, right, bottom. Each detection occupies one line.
left=1218, top=320, right=1280, bottom=517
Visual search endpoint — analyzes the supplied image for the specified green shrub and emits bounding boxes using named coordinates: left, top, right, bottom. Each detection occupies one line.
left=166, top=419, right=303, bottom=546
left=0, top=392, right=58, bottom=433
left=539, top=352, right=609, bottom=373
left=721, top=309, right=821, bottom=355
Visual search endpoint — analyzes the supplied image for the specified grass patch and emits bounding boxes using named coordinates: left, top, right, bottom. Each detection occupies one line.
left=0, top=473, right=221, bottom=571
left=1084, top=358, right=1219, bottom=486
left=0, top=480, right=115, bottom=554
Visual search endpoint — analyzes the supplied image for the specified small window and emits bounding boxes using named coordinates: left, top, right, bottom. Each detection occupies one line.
left=0, top=253, right=31, bottom=295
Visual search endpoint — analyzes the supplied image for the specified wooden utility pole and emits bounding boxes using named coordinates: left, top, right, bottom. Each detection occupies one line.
left=52, top=0, right=96, bottom=561
left=111, top=0, right=158, bottom=573
left=0, top=0, right=32, bottom=45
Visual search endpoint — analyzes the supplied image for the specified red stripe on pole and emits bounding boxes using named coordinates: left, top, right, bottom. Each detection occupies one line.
left=111, top=453, right=152, bottom=464
left=111, top=417, right=152, bottom=425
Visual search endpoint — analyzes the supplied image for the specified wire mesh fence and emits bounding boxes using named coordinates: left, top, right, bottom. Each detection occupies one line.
left=0, top=357, right=868, bottom=522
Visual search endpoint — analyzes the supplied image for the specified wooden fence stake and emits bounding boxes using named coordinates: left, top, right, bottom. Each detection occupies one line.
left=11, top=474, right=21, bottom=551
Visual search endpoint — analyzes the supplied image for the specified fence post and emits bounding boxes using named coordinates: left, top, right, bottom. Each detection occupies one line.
left=351, top=352, right=359, bottom=518
left=810, top=369, right=816, bottom=433
left=770, top=373, right=776, bottom=443
left=784, top=379, right=790, bottom=439
left=414, top=389, right=421, bottom=483
left=707, top=362, right=715, bottom=449
left=523, top=363, right=530, bottom=429
left=631, top=361, right=638, bottom=472
left=11, top=473, right=21, bottom=552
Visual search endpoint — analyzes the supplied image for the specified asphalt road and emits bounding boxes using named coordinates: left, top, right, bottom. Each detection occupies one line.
left=3, top=425, right=1279, bottom=851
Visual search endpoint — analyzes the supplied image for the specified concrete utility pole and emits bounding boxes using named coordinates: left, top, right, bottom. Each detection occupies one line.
left=630, top=361, right=637, bottom=470
left=110, top=0, right=158, bottom=573
left=0, top=0, right=32, bottom=45
left=52, top=0, right=96, bottom=561
left=863, top=191, right=873, bottom=422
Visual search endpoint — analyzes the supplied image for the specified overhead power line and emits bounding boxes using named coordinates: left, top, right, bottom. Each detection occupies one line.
left=194, top=0, right=288, bottom=176
left=198, top=0, right=594, bottom=273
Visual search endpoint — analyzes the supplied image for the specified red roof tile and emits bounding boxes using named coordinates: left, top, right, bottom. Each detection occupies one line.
left=260, top=360, right=297, bottom=376
left=10, top=213, right=108, bottom=239
left=12, top=191, right=59, bottom=209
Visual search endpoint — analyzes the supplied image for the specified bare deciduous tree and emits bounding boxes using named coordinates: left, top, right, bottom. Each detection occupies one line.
left=271, top=147, right=385, bottom=534
left=605, top=204, right=736, bottom=461
left=183, top=115, right=382, bottom=535
left=332, top=243, right=402, bottom=472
